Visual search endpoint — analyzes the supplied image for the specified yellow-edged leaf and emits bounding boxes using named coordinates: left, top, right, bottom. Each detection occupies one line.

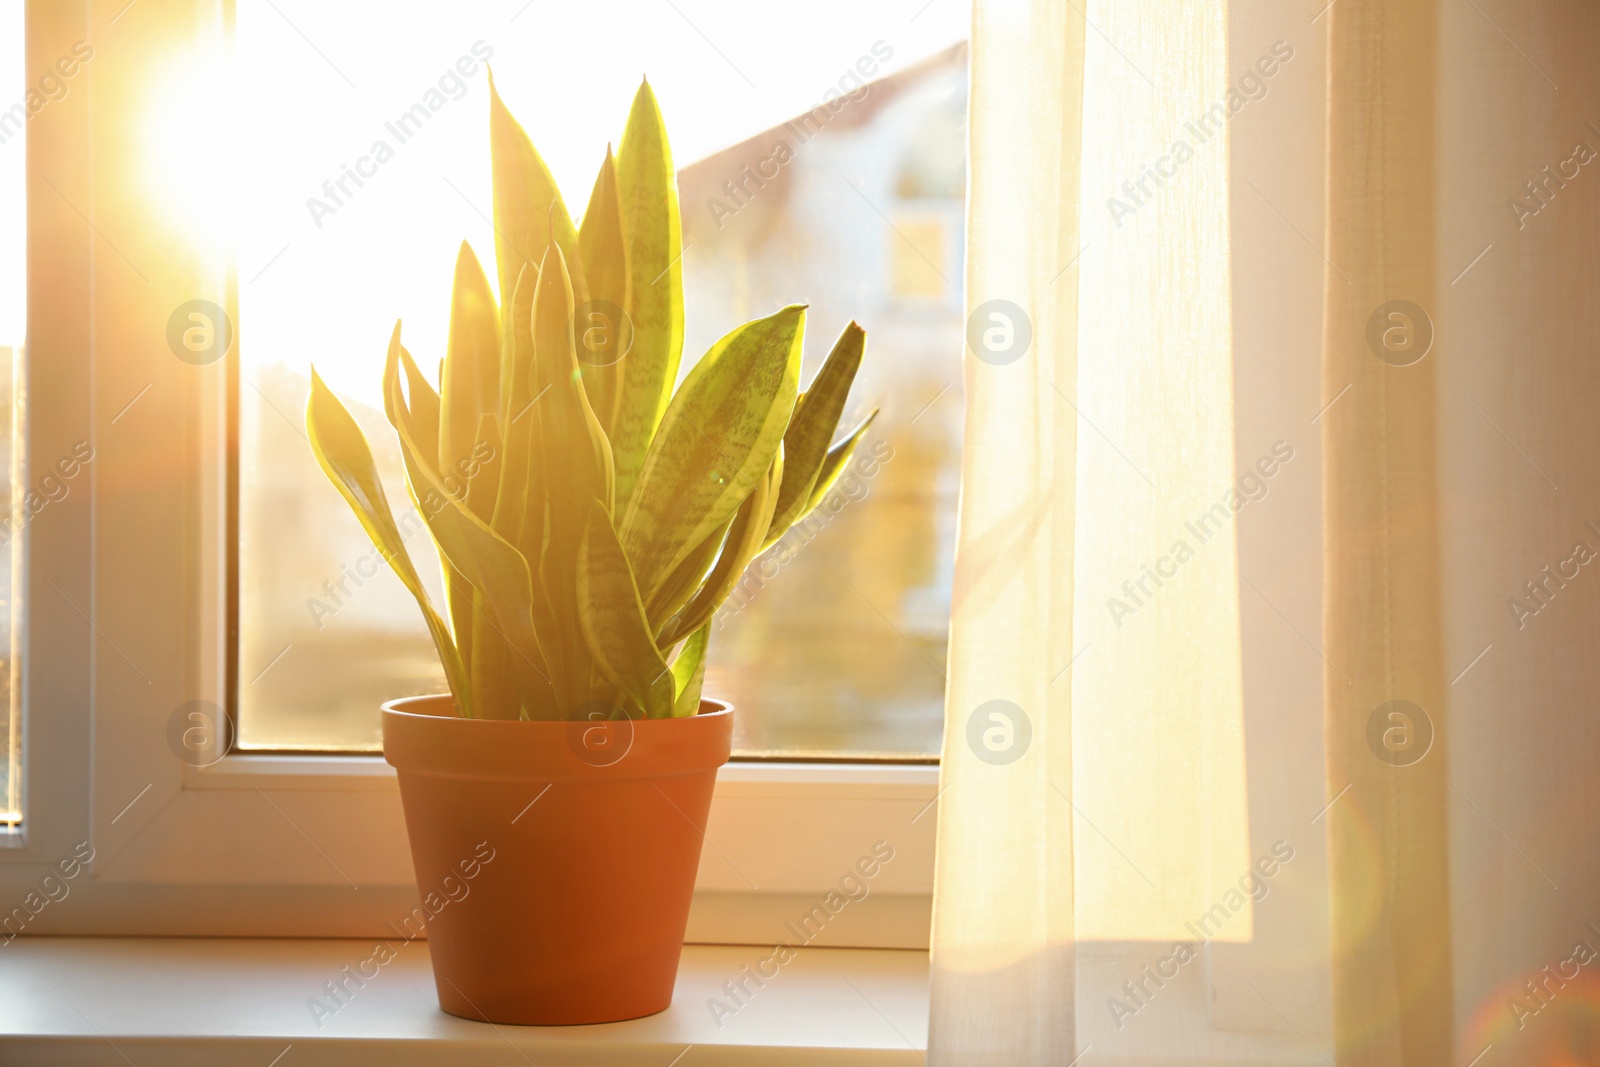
left=488, top=72, right=588, bottom=316
left=386, top=356, right=556, bottom=719
left=577, top=500, right=674, bottom=719
left=763, top=321, right=865, bottom=548
left=645, top=511, right=734, bottom=630
left=611, top=79, right=684, bottom=507
left=804, top=409, right=877, bottom=516
left=621, top=305, right=805, bottom=602
left=670, top=623, right=711, bottom=718
left=658, top=446, right=781, bottom=649
left=530, top=243, right=615, bottom=708
left=576, top=146, right=630, bottom=432
left=439, top=241, right=501, bottom=519
left=306, top=367, right=472, bottom=717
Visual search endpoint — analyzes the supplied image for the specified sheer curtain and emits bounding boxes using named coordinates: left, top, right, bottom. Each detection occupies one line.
left=932, top=0, right=1245, bottom=1060
left=935, top=0, right=1600, bottom=1063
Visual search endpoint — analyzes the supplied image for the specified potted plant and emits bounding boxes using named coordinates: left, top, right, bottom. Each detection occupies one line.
left=304, top=74, right=873, bottom=1026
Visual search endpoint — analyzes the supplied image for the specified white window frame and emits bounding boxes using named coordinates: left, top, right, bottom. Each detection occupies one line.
left=0, top=0, right=937, bottom=948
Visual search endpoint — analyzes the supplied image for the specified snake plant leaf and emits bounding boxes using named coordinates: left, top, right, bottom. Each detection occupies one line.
left=670, top=623, right=710, bottom=718
left=305, top=367, right=472, bottom=717
left=381, top=324, right=428, bottom=468
left=577, top=499, right=674, bottom=719
left=386, top=358, right=555, bottom=718
left=532, top=243, right=615, bottom=521
left=447, top=412, right=504, bottom=674
left=576, top=146, right=630, bottom=433
left=439, top=241, right=501, bottom=519
left=529, top=243, right=617, bottom=708
left=645, top=512, right=734, bottom=631
left=379, top=322, right=472, bottom=656
left=488, top=71, right=588, bottom=319
left=610, top=78, right=684, bottom=508
left=658, top=447, right=782, bottom=649
left=764, top=322, right=865, bottom=548
left=489, top=262, right=569, bottom=702
left=621, top=304, right=806, bottom=603
left=802, top=409, right=877, bottom=518
left=398, top=346, right=441, bottom=465
left=469, top=595, right=518, bottom=721
left=494, top=263, right=540, bottom=554
left=464, top=413, right=502, bottom=524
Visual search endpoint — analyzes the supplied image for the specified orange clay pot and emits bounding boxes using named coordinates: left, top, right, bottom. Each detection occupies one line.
left=382, top=694, right=732, bottom=1025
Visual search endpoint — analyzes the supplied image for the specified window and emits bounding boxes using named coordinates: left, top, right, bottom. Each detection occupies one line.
left=231, top=3, right=969, bottom=758
left=0, top=0, right=952, bottom=942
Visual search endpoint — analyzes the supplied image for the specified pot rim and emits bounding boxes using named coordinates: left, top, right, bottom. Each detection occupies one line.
left=381, top=693, right=734, bottom=782
left=380, top=692, right=733, bottom=724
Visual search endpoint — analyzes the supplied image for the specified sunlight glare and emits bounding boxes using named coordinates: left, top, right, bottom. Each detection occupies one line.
left=143, top=44, right=239, bottom=245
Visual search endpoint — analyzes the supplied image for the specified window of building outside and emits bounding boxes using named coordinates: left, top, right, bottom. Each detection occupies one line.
left=232, top=3, right=969, bottom=759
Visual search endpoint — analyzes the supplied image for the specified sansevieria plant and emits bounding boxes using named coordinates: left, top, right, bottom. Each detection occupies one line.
left=305, top=76, right=873, bottom=725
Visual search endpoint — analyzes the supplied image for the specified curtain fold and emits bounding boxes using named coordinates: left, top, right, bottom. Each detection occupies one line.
left=932, top=1, right=1242, bottom=1062
left=928, top=3, right=1083, bottom=1059
left=1321, top=0, right=1455, bottom=1062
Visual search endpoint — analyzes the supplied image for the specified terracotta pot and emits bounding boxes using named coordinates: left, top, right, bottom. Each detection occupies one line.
left=382, top=694, right=732, bottom=1025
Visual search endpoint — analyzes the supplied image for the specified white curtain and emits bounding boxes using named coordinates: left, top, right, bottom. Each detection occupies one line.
left=932, top=0, right=1245, bottom=1061
left=937, top=0, right=1600, bottom=1064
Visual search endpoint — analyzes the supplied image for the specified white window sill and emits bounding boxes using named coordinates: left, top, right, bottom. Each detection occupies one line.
left=1, top=936, right=929, bottom=1065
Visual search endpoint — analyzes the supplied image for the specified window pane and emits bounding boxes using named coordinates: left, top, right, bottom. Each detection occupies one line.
left=235, top=3, right=966, bottom=758
left=1, top=0, right=23, bottom=822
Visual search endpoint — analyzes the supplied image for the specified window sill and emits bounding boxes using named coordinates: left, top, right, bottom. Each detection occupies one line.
left=2, top=936, right=929, bottom=1065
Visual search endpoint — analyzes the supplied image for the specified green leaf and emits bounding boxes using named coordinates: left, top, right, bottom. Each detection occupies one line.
left=577, top=500, right=674, bottom=719
left=493, top=264, right=540, bottom=556
left=439, top=240, right=501, bottom=519
left=804, top=409, right=877, bottom=516
left=621, top=304, right=806, bottom=602
left=645, top=512, right=734, bottom=630
left=463, top=413, right=502, bottom=526
left=670, top=623, right=711, bottom=718
left=378, top=321, right=475, bottom=663
left=576, top=146, right=630, bottom=433
left=398, top=345, right=440, bottom=465
left=445, top=413, right=503, bottom=675
left=469, top=594, right=518, bottom=721
left=763, top=322, right=865, bottom=549
left=492, top=264, right=568, bottom=705
left=487, top=72, right=588, bottom=318
left=658, top=447, right=782, bottom=649
left=305, top=367, right=473, bottom=717
left=530, top=243, right=616, bottom=708
left=385, top=353, right=556, bottom=719
left=610, top=79, right=684, bottom=508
